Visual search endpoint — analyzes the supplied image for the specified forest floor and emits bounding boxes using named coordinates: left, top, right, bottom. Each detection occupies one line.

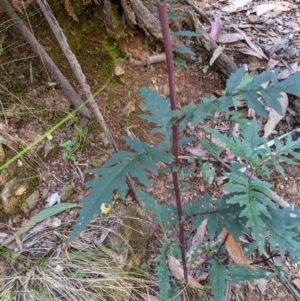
left=1, top=0, right=300, bottom=300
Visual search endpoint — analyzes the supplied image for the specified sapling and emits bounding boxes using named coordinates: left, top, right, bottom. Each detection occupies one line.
left=70, top=1, right=300, bottom=300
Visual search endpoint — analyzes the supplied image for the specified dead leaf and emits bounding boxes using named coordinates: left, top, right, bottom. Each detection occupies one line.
left=12, top=231, right=22, bottom=251
left=263, top=92, right=288, bottom=138
left=256, top=278, right=268, bottom=294
left=167, top=256, right=204, bottom=289
left=209, top=22, right=222, bottom=41
left=256, top=1, right=297, bottom=16
left=292, top=279, right=300, bottom=290
left=140, top=293, right=159, bottom=301
left=189, top=219, right=207, bottom=252
left=15, top=185, right=26, bottom=196
left=222, top=0, right=252, bottom=13
left=236, top=47, right=266, bottom=60
left=221, top=227, right=249, bottom=266
left=274, top=1, right=297, bottom=11
left=238, top=23, right=255, bottom=28
left=122, top=101, right=135, bottom=116
left=227, top=41, right=248, bottom=48
left=115, top=65, right=125, bottom=76
left=267, top=58, right=280, bottom=70
left=218, top=33, right=244, bottom=44
left=285, top=21, right=300, bottom=31
left=233, top=27, right=268, bottom=60
left=256, top=3, right=276, bottom=16
left=187, top=146, right=210, bottom=158
left=248, top=15, right=261, bottom=24
left=248, top=56, right=265, bottom=71
left=0, top=232, right=17, bottom=250
left=210, top=45, right=223, bottom=66
left=277, top=69, right=292, bottom=80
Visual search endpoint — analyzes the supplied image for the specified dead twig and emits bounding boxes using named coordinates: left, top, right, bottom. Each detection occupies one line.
left=129, top=53, right=166, bottom=67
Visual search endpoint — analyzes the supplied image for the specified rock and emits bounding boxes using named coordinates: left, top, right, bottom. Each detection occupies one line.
left=105, top=206, right=149, bottom=269
left=0, top=144, right=5, bottom=164
left=0, top=162, right=17, bottom=185
left=99, top=132, right=110, bottom=148
left=59, top=185, right=73, bottom=201
left=44, top=140, right=56, bottom=158
left=0, top=179, right=28, bottom=214
left=114, top=65, right=125, bottom=76
left=21, top=191, right=40, bottom=214
left=42, top=188, right=49, bottom=200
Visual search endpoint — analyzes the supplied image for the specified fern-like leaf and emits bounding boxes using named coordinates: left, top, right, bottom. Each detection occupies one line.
left=209, top=260, right=227, bottom=301
left=224, top=173, right=275, bottom=253
left=138, top=189, right=178, bottom=230
left=70, top=139, right=173, bottom=241
left=227, top=264, right=273, bottom=284
left=155, top=250, right=171, bottom=301
left=262, top=207, right=300, bottom=262
left=139, top=87, right=172, bottom=148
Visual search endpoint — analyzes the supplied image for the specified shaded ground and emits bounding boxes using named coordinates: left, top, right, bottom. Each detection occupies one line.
left=1, top=0, right=300, bottom=300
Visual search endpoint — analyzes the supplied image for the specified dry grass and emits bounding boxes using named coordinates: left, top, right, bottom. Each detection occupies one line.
left=0, top=218, right=154, bottom=301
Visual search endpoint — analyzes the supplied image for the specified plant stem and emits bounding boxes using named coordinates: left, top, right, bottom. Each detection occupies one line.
left=157, top=0, right=188, bottom=282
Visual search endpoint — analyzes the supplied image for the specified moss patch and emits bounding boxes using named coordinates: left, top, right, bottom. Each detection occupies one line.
left=33, top=0, right=126, bottom=87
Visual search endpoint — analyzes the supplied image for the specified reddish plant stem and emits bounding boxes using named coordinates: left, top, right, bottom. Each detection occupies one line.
left=157, top=0, right=188, bottom=282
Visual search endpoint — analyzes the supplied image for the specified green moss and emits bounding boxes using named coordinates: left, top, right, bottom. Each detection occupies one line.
left=30, top=0, right=126, bottom=88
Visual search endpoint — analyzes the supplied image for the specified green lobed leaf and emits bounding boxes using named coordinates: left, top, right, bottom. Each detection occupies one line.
left=241, top=118, right=264, bottom=149
left=227, top=264, right=273, bottom=285
left=260, top=87, right=283, bottom=115
left=191, top=101, right=214, bottom=125
left=201, top=162, right=215, bottom=184
left=240, top=90, right=269, bottom=119
left=172, top=30, right=201, bottom=37
left=245, top=70, right=275, bottom=90
left=277, top=71, right=300, bottom=97
left=71, top=141, right=173, bottom=240
left=262, top=207, right=300, bottom=262
left=155, top=250, right=171, bottom=301
left=218, top=95, right=234, bottom=111
left=139, top=87, right=172, bottom=147
left=225, top=67, right=245, bottom=95
left=209, top=260, right=227, bottom=301
left=172, top=46, right=195, bottom=55
left=173, top=57, right=187, bottom=68
left=202, top=139, right=222, bottom=158
left=224, top=174, right=275, bottom=253
left=138, top=189, right=178, bottom=230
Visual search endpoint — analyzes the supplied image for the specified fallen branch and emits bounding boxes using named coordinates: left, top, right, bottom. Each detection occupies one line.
left=129, top=53, right=166, bottom=67
left=188, top=9, right=237, bottom=77
left=1, top=0, right=91, bottom=118
left=36, top=0, right=142, bottom=207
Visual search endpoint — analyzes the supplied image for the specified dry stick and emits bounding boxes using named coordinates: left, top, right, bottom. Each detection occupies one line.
left=130, top=53, right=167, bottom=67
left=188, top=9, right=237, bottom=78
left=1, top=0, right=91, bottom=119
left=36, top=0, right=142, bottom=207
left=185, top=0, right=211, bottom=25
